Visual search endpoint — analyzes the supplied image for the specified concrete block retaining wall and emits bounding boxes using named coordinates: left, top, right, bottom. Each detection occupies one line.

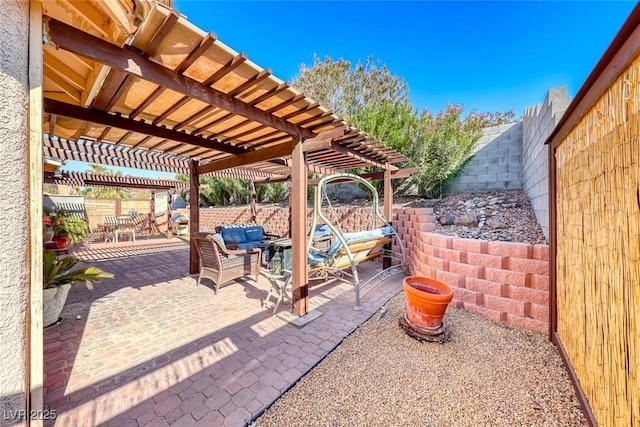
left=395, top=207, right=550, bottom=335
left=446, top=87, right=571, bottom=242
left=522, top=87, right=571, bottom=240
left=446, top=122, right=524, bottom=193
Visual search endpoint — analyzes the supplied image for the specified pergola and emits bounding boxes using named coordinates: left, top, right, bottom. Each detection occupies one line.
left=39, top=1, right=411, bottom=317
left=44, top=170, right=190, bottom=192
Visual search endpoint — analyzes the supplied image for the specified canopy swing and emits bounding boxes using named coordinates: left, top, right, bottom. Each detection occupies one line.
left=305, top=173, right=407, bottom=310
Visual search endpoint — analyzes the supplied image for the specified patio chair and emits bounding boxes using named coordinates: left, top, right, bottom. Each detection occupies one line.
left=192, top=232, right=261, bottom=294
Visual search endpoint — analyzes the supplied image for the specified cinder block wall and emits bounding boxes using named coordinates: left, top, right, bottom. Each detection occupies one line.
left=0, top=0, right=29, bottom=416
left=396, top=207, right=550, bottom=334
left=522, top=87, right=571, bottom=240
left=446, top=122, right=523, bottom=193
left=180, top=205, right=378, bottom=236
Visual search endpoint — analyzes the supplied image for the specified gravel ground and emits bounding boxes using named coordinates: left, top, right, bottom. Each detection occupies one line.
left=254, top=294, right=586, bottom=427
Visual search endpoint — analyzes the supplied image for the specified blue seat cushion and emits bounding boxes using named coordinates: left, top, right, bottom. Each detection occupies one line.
left=244, top=225, right=266, bottom=242
left=220, top=225, right=247, bottom=244
left=308, top=226, right=393, bottom=265
left=314, top=224, right=331, bottom=239
left=236, top=241, right=271, bottom=250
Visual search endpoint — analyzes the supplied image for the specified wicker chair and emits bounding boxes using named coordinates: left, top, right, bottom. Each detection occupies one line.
left=192, top=232, right=261, bottom=294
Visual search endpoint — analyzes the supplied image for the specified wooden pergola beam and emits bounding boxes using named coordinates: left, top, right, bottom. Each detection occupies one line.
left=330, top=142, right=399, bottom=170
left=384, top=168, right=393, bottom=222
left=250, top=180, right=257, bottom=222
left=197, top=140, right=294, bottom=174
left=301, top=125, right=349, bottom=153
left=249, top=82, right=290, bottom=106
left=256, top=167, right=418, bottom=186
left=44, top=99, right=246, bottom=155
left=93, top=12, right=181, bottom=112
left=45, top=17, right=316, bottom=140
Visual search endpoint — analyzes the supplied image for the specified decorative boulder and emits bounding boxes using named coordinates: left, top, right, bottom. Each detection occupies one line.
left=438, top=214, right=455, bottom=225
left=454, top=214, right=478, bottom=227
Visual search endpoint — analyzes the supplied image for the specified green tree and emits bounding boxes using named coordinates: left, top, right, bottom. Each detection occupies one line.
left=295, top=56, right=416, bottom=196
left=294, top=55, right=516, bottom=199
left=294, top=55, right=411, bottom=121
left=257, top=182, right=289, bottom=203
left=81, top=165, right=129, bottom=198
left=409, top=104, right=486, bottom=198
left=200, top=177, right=249, bottom=206
left=80, top=164, right=153, bottom=199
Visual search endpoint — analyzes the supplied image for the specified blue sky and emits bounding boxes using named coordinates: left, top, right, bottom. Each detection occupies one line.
left=64, top=0, right=637, bottom=178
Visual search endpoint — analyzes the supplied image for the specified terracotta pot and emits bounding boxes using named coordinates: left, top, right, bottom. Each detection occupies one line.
left=403, top=276, right=453, bottom=330
left=53, top=235, right=69, bottom=250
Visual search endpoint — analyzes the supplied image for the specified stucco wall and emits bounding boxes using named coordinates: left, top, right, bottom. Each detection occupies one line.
left=522, top=87, right=571, bottom=240
left=0, top=0, right=29, bottom=418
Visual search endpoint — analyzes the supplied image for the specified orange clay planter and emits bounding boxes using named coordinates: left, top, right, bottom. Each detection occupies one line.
left=403, top=276, right=453, bottom=335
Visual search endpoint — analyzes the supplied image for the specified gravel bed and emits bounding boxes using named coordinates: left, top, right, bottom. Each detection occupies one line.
left=429, top=190, right=547, bottom=245
left=254, top=294, right=586, bottom=426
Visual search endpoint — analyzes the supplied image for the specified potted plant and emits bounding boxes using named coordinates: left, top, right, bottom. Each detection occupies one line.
left=58, top=217, right=90, bottom=248
left=42, top=251, right=114, bottom=327
left=44, top=209, right=90, bottom=250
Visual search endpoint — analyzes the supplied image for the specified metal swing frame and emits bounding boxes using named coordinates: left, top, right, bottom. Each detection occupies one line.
left=305, top=173, right=407, bottom=310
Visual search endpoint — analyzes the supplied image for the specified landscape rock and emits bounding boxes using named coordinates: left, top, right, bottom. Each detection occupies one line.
left=438, top=214, right=455, bottom=225
left=486, top=218, right=507, bottom=229
left=454, top=213, right=478, bottom=227
left=429, top=190, right=547, bottom=245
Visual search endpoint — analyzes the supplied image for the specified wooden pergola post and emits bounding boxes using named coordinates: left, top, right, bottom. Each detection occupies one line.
left=189, top=160, right=200, bottom=274
left=383, top=166, right=393, bottom=221
left=290, top=136, right=308, bottom=316
left=150, top=191, right=155, bottom=216
left=167, top=192, right=173, bottom=239
left=383, top=167, right=393, bottom=269
left=249, top=180, right=257, bottom=222
left=29, top=0, right=44, bottom=417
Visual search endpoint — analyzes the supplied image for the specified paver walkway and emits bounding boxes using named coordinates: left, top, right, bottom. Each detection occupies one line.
left=44, top=237, right=403, bottom=426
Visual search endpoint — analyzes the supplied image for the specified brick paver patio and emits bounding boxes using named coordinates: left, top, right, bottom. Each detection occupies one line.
left=43, top=237, right=403, bottom=426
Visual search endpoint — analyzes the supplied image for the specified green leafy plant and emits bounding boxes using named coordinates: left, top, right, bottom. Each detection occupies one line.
left=43, top=251, right=114, bottom=290
left=43, top=208, right=90, bottom=245
left=61, top=218, right=90, bottom=245
left=409, top=104, right=485, bottom=198
left=257, top=182, right=289, bottom=203
left=43, top=209, right=65, bottom=237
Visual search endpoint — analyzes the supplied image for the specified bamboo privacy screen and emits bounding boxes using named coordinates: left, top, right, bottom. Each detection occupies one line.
left=555, top=56, right=640, bottom=426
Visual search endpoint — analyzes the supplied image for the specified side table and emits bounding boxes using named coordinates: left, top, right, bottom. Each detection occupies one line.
left=260, top=269, right=292, bottom=313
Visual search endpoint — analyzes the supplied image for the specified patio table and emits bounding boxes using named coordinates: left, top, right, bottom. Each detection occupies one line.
left=103, top=216, right=136, bottom=244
